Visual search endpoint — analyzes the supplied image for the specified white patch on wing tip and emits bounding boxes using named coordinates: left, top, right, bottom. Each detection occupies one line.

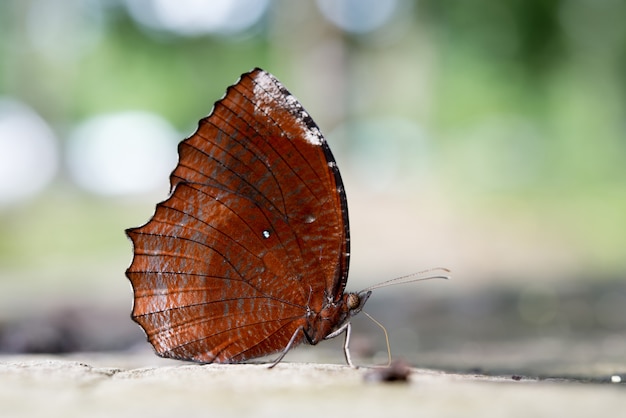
left=253, top=70, right=323, bottom=146
left=304, top=126, right=323, bottom=146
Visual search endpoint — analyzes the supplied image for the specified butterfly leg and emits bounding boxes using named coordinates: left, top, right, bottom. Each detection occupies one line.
left=342, top=322, right=355, bottom=368
left=268, top=326, right=303, bottom=369
left=324, top=321, right=356, bottom=368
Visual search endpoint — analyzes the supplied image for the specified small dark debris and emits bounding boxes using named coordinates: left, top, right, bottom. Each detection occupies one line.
left=511, top=375, right=522, bottom=381
left=364, top=359, right=412, bottom=383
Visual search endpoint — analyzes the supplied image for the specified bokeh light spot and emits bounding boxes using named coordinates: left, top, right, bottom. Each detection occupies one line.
left=125, top=0, right=270, bottom=36
left=0, top=98, right=59, bottom=206
left=66, top=111, right=179, bottom=196
left=317, top=0, right=398, bottom=34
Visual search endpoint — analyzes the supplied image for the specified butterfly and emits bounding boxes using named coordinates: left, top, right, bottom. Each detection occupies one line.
left=125, top=68, right=448, bottom=366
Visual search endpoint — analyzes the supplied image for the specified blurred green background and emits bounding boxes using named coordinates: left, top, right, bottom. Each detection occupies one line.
left=0, top=0, right=625, bottom=372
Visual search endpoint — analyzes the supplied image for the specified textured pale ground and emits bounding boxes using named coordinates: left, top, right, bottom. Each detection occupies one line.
left=1, top=354, right=624, bottom=418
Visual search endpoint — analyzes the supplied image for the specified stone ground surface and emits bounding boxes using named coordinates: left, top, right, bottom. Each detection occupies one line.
left=1, top=353, right=624, bottom=418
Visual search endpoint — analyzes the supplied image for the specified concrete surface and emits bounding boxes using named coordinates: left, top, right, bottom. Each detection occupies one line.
left=1, top=354, right=624, bottom=418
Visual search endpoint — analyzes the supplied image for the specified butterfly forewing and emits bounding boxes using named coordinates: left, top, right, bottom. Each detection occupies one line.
left=126, top=68, right=350, bottom=363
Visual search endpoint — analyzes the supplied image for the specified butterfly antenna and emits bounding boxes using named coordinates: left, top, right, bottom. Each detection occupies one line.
left=361, top=267, right=450, bottom=292
left=362, top=311, right=392, bottom=367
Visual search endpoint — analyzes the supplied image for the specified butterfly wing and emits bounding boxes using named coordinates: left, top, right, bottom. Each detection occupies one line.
left=126, top=69, right=350, bottom=363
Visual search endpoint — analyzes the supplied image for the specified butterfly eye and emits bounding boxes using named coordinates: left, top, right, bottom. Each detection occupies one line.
left=346, top=293, right=361, bottom=310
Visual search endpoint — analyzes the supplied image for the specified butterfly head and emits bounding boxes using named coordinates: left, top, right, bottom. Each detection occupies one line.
left=344, top=290, right=372, bottom=317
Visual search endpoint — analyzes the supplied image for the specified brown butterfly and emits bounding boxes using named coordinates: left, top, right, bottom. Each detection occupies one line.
left=126, top=68, right=448, bottom=366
